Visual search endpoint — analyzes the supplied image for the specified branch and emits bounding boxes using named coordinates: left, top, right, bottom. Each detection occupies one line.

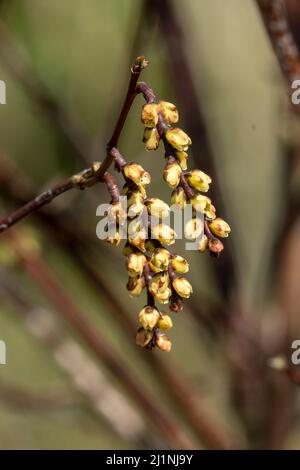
left=256, top=0, right=300, bottom=103
left=0, top=54, right=148, bottom=233
left=0, top=163, right=119, bottom=233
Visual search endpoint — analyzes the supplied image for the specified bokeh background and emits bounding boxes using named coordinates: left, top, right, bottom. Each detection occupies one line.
left=0, top=0, right=299, bottom=449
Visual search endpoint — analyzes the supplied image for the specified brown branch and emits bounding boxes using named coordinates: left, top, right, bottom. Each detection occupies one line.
left=0, top=163, right=119, bottom=233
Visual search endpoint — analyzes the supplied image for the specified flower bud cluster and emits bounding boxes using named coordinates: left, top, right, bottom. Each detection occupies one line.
left=141, top=98, right=231, bottom=257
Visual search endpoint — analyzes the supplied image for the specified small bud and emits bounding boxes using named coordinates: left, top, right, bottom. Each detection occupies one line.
left=149, top=248, right=170, bottom=272
left=209, top=218, right=231, bottom=238
left=208, top=238, right=224, bottom=256
left=169, top=294, right=184, bottom=313
left=171, top=187, right=187, bottom=209
left=186, top=170, right=211, bottom=193
left=190, top=194, right=211, bottom=213
left=171, top=254, right=189, bottom=274
left=123, top=163, right=151, bottom=186
left=184, top=218, right=204, bottom=241
left=197, top=235, right=209, bottom=252
left=165, top=128, right=192, bottom=152
left=149, top=272, right=169, bottom=296
left=126, top=276, right=145, bottom=297
left=205, top=204, right=216, bottom=220
left=106, top=229, right=121, bottom=247
left=152, top=223, right=177, bottom=245
left=163, top=161, right=182, bottom=189
left=136, top=328, right=153, bottom=348
left=143, top=127, right=160, bottom=151
left=156, top=334, right=172, bottom=352
left=107, top=201, right=127, bottom=225
left=141, top=103, right=159, bottom=127
left=145, top=198, right=170, bottom=218
left=172, top=277, right=193, bottom=299
left=127, top=191, right=145, bottom=218
left=128, top=219, right=147, bottom=252
left=157, top=314, right=173, bottom=331
left=174, top=150, right=188, bottom=170
left=138, top=306, right=160, bottom=330
left=158, top=101, right=179, bottom=124
left=126, top=252, right=147, bottom=277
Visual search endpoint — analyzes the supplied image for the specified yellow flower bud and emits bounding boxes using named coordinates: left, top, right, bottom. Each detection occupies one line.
left=208, top=238, right=224, bottom=256
left=165, top=128, right=192, bottom=152
left=190, top=194, right=211, bottom=213
left=209, top=218, right=231, bottom=238
left=107, top=201, right=127, bottom=225
left=155, top=287, right=172, bottom=304
left=141, top=103, right=159, bottom=127
left=158, top=101, right=179, bottom=124
left=151, top=224, right=177, bottom=245
left=174, top=150, right=188, bottom=170
left=126, top=252, right=147, bottom=277
left=126, top=276, right=145, bottom=297
left=172, top=277, right=193, bottom=299
left=150, top=248, right=170, bottom=271
left=186, top=170, right=211, bottom=193
left=157, top=314, right=173, bottom=331
left=156, top=334, right=172, bottom=352
left=128, top=219, right=147, bottom=252
left=171, top=187, right=187, bottom=209
left=184, top=218, right=204, bottom=241
left=149, top=272, right=169, bottom=296
left=145, top=198, right=170, bottom=218
left=171, top=254, right=189, bottom=274
left=205, top=204, right=216, bottom=220
left=123, top=163, right=151, bottom=186
left=163, top=161, right=182, bottom=189
left=197, top=235, right=209, bottom=252
left=127, top=191, right=145, bottom=218
left=143, top=127, right=160, bottom=151
left=106, top=230, right=121, bottom=247
left=138, top=306, right=160, bottom=330
left=136, top=328, right=153, bottom=348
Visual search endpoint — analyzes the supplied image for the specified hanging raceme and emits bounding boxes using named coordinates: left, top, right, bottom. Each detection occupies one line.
left=0, top=56, right=231, bottom=353
left=104, top=59, right=231, bottom=352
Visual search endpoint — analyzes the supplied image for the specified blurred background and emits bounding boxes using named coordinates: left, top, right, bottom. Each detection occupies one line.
left=0, top=0, right=299, bottom=449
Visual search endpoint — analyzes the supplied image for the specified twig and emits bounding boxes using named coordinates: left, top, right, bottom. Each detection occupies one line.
left=0, top=267, right=147, bottom=444
left=0, top=163, right=118, bottom=233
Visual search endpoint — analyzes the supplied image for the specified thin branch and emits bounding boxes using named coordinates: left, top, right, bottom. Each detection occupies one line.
left=256, top=0, right=300, bottom=104
left=0, top=163, right=119, bottom=233
left=3, top=229, right=197, bottom=450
